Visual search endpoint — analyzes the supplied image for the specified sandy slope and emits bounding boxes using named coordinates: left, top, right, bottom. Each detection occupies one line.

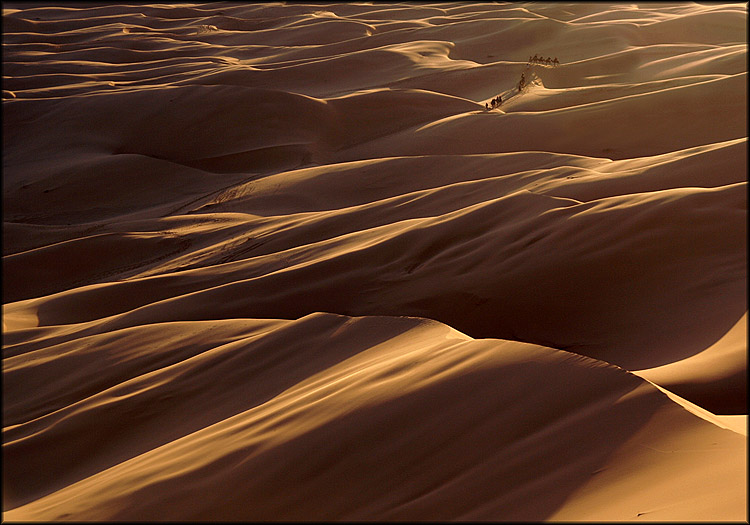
left=3, top=314, right=746, bottom=521
left=2, top=2, right=747, bottom=521
left=634, top=311, right=747, bottom=414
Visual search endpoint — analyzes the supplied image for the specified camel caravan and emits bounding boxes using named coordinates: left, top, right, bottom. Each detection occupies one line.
left=485, top=95, right=502, bottom=110
left=528, top=54, right=559, bottom=67
left=484, top=55, right=561, bottom=110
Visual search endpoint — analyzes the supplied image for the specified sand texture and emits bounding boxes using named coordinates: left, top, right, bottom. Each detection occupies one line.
left=2, top=2, right=747, bottom=521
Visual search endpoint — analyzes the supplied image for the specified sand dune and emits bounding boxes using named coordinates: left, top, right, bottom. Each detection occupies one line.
left=3, top=2, right=747, bottom=521
left=3, top=314, right=746, bottom=520
left=635, top=312, right=747, bottom=413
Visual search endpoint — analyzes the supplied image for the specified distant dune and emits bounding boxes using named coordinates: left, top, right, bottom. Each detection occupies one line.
left=2, top=2, right=746, bottom=521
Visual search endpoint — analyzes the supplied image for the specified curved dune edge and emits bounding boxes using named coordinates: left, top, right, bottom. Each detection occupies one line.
left=3, top=1, right=747, bottom=521
left=2, top=313, right=746, bottom=521
left=634, top=312, right=747, bottom=414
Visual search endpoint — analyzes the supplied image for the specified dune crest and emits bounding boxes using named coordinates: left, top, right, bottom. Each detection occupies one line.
left=3, top=2, right=746, bottom=521
left=4, top=314, right=746, bottom=521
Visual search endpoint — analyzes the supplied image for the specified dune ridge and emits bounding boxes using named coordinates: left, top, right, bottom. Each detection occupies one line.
left=3, top=313, right=746, bottom=521
left=3, top=2, right=747, bottom=521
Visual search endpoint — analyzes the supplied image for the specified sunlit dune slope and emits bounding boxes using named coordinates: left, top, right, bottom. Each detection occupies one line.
left=5, top=145, right=745, bottom=376
left=634, top=312, right=747, bottom=414
left=2, top=1, right=747, bottom=522
left=3, top=314, right=746, bottom=521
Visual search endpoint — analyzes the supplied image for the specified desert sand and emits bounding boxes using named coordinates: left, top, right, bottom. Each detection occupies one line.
left=2, top=1, right=747, bottom=521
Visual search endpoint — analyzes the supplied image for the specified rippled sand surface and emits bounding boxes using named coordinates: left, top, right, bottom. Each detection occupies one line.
left=3, top=2, right=747, bottom=521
